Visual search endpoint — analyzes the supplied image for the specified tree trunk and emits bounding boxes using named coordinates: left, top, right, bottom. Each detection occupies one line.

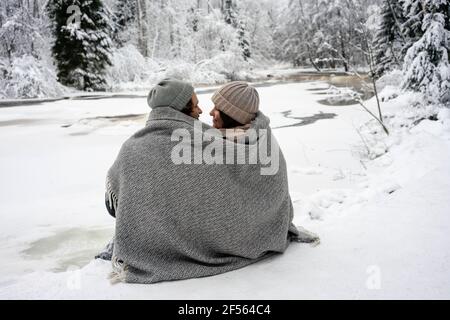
left=340, top=30, right=349, bottom=72
left=136, top=0, right=148, bottom=57
left=32, top=0, right=39, bottom=18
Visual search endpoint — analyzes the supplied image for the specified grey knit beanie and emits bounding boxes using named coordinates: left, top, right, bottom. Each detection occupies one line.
left=211, top=81, right=260, bottom=124
left=147, top=78, right=194, bottom=111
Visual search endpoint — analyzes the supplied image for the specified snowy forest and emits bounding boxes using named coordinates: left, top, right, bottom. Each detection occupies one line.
left=0, top=0, right=449, bottom=106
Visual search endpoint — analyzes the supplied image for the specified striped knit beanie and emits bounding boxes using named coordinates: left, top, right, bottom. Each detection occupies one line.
left=211, top=81, right=259, bottom=125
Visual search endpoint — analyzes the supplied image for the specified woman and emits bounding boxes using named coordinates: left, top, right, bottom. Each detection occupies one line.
left=208, top=81, right=319, bottom=242
left=209, top=81, right=257, bottom=140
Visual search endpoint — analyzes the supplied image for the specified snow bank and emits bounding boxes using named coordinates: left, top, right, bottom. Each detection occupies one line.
left=313, top=72, right=450, bottom=217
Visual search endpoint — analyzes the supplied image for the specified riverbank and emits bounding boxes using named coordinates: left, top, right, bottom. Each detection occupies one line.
left=0, top=67, right=372, bottom=108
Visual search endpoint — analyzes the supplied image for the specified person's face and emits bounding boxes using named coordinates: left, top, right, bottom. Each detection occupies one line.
left=189, top=93, right=202, bottom=120
left=209, top=106, right=224, bottom=129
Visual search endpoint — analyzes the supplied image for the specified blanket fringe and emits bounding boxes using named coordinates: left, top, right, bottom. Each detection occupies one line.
left=108, top=256, right=128, bottom=285
left=291, top=226, right=321, bottom=246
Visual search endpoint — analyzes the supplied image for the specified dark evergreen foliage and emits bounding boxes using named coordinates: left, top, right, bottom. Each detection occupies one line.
left=47, top=0, right=112, bottom=91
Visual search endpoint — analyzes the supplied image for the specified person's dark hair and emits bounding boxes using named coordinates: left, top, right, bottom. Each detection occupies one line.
left=181, top=99, right=193, bottom=116
left=219, top=111, right=244, bottom=129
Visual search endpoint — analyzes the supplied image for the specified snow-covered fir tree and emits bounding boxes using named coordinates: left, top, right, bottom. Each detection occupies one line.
left=402, top=0, right=425, bottom=44
left=47, top=0, right=113, bottom=91
left=237, top=17, right=251, bottom=61
left=402, top=0, right=450, bottom=105
left=112, top=0, right=137, bottom=47
left=373, top=0, right=406, bottom=77
left=188, top=7, right=199, bottom=33
left=222, top=0, right=237, bottom=26
left=221, top=0, right=251, bottom=61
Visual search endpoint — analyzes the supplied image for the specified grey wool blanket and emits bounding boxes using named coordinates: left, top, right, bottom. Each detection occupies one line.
left=104, top=106, right=305, bottom=284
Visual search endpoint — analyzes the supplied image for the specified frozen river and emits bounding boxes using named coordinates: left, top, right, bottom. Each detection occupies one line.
left=1, top=80, right=449, bottom=299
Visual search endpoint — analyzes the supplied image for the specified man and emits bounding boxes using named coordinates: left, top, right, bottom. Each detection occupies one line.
left=103, top=78, right=202, bottom=219
left=181, top=90, right=202, bottom=120
left=98, top=79, right=201, bottom=259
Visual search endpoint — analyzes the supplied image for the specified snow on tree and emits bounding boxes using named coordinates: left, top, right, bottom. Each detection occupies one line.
left=276, top=0, right=325, bottom=67
left=0, top=0, right=64, bottom=99
left=11, top=0, right=450, bottom=102
left=112, top=0, right=137, bottom=47
left=47, top=0, right=113, bottom=91
left=237, top=19, right=251, bottom=61
left=221, top=0, right=251, bottom=61
left=402, top=0, right=425, bottom=43
left=1, top=55, right=66, bottom=99
left=241, top=1, right=279, bottom=62
left=276, top=0, right=380, bottom=70
left=304, top=0, right=356, bottom=71
left=373, top=0, right=406, bottom=77
left=276, top=0, right=320, bottom=68
left=0, top=1, right=47, bottom=61
left=402, top=0, right=450, bottom=106
left=222, top=0, right=237, bottom=25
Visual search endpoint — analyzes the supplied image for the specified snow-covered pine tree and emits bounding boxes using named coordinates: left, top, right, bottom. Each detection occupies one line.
left=47, top=0, right=113, bottom=91
left=402, top=0, right=450, bottom=105
left=237, top=19, right=251, bottom=61
left=188, top=7, right=199, bottom=33
left=112, top=0, right=137, bottom=46
left=402, top=0, right=425, bottom=54
left=222, top=0, right=251, bottom=61
left=223, top=0, right=237, bottom=26
left=373, top=0, right=406, bottom=77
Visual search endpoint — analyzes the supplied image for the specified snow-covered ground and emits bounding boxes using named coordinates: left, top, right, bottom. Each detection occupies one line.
left=0, top=80, right=449, bottom=299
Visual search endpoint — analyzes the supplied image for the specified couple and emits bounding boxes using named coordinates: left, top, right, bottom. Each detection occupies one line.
left=97, top=79, right=318, bottom=284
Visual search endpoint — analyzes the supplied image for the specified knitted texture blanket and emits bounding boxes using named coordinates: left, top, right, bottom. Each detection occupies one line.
left=105, top=107, right=300, bottom=284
